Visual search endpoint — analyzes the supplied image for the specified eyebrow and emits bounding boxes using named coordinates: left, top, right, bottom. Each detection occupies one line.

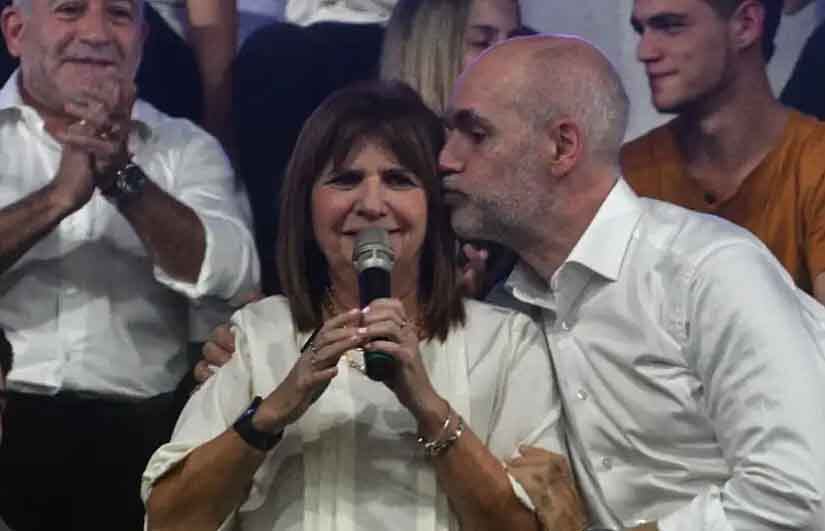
left=631, top=12, right=688, bottom=30
left=444, top=108, right=495, bottom=132
left=48, top=0, right=139, bottom=6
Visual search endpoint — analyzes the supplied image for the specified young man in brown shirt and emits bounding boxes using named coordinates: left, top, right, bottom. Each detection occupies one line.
left=622, top=0, right=825, bottom=303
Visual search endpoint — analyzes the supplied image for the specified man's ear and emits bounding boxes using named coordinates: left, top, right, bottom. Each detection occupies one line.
left=1, top=6, right=26, bottom=58
left=546, top=117, right=583, bottom=178
left=728, top=0, right=764, bottom=54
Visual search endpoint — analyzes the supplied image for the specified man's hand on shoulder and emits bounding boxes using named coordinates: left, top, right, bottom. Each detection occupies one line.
left=193, top=322, right=236, bottom=386
left=506, top=446, right=589, bottom=531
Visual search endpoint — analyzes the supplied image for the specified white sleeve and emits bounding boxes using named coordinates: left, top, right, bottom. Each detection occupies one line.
left=662, top=242, right=825, bottom=530
left=151, top=126, right=260, bottom=304
left=141, top=308, right=255, bottom=508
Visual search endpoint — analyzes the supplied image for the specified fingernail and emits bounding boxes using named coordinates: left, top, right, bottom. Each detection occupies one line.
left=357, top=327, right=367, bottom=335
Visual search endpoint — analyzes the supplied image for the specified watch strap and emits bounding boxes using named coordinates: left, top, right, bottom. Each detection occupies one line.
left=233, top=396, right=282, bottom=451
left=100, top=161, right=147, bottom=205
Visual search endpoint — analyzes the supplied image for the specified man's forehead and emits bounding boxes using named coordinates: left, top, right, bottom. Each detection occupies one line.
left=42, top=0, right=142, bottom=7
left=633, top=0, right=703, bottom=18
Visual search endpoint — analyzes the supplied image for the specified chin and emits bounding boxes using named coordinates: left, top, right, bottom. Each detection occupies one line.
left=449, top=211, right=482, bottom=242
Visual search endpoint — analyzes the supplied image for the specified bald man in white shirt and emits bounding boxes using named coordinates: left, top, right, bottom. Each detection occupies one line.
left=439, top=34, right=825, bottom=531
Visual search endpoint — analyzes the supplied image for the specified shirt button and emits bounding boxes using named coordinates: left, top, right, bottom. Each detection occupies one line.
left=601, top=457, right=613, bottom=470
left=576, top=389, right=588, bottom=400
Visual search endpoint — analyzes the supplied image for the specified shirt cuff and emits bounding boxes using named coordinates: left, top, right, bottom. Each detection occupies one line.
left=154, top=210, right=259, bottom=302
left=658, top=486, right=734, bottom=531
left=507, top=470, right=537, bottom=512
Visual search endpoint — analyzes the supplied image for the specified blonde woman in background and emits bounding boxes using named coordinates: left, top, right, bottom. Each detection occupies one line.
left=381, top=0, right=523, bottom=299
left=380, top=0, right=521, bottom=113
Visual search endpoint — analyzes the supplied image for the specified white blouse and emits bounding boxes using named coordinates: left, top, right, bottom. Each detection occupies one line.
left=143, top=296, right=563, bottom=530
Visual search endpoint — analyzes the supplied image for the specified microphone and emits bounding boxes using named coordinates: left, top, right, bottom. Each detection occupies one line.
left=353, top=227, right=396, bottom=381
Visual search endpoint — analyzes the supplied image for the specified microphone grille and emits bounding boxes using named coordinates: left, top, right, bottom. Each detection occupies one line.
left=353, top=228, right=395, bottom=273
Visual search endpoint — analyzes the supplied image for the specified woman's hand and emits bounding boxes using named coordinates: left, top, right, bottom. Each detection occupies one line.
left=253, top=308, right=364, bottom=434
left=359, top=299, right=447, bottom=428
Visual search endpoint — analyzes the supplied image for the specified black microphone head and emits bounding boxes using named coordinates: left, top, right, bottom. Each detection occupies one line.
left=353, top=227, right=395, bottom=273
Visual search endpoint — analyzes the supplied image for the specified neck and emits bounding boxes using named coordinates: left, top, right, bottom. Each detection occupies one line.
left=673, top=67, right=788, bottom=180
left=517, top=169, right=616, bottom=281
left=326, top=270, right=421, bottom=318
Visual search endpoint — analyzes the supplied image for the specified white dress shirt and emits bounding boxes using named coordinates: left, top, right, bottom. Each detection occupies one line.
left=500, top=179, right=825, bottom=530
left=142, top=296, right=563, bottom=530
left=0, top=72, right=260, bottom=399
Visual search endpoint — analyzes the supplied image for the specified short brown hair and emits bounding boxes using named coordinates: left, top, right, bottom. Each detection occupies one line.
left=704, top=0, right=781, bottom=60
left=277, top=80, right=465, bottom=341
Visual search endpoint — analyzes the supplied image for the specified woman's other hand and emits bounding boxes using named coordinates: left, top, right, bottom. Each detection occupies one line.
left=254, top=308, right=364, bottom=434
left=359, top=299, right=448, bottom=430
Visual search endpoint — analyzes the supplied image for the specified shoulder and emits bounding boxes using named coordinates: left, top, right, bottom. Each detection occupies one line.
left=621, top=122, right=674, bottom=165
left=621, top=121, right=678, bottom=193
left=631, top=198, right=772, bottom=280
left=779, top=111, right=825, bottom=185
left=133, top=99, right=222, bottom=152
left=232, top=295, right=293, bottom=329
left=461, top=298, right=542, bottom=347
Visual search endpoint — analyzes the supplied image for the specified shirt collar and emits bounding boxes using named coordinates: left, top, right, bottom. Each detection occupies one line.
left=504, top=178, right=644, bottom=304
left=0, top=70, right=35, bottom=123
left=556, top=177, right=644, bottom=285
left=0, top=69, right=152, bottom=139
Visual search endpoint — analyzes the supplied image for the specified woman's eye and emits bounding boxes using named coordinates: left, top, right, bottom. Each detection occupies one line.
left=326, top=170, right=362, bottom=188
left=384, top=170, right=418, bottom=188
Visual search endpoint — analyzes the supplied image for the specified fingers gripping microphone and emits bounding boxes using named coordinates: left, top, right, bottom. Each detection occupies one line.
left=353, top=227, right=396, bottom=381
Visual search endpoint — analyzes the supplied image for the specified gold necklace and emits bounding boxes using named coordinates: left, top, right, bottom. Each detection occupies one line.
left=321, top=286, right=425, bottom=374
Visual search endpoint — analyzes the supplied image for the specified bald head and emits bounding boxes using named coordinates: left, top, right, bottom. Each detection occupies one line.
left=467, top=35, right=629, bottom=165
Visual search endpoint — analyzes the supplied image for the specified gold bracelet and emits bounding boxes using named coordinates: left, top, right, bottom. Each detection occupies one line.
left=417, top=404, right=452, bottom=448
left=418, top=415, right=464, bottom=457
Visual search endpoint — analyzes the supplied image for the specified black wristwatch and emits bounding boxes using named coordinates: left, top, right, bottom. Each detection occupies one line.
left=233, top=396, right=282, bottom=451
left=100, top=161, right=147, bottom=206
